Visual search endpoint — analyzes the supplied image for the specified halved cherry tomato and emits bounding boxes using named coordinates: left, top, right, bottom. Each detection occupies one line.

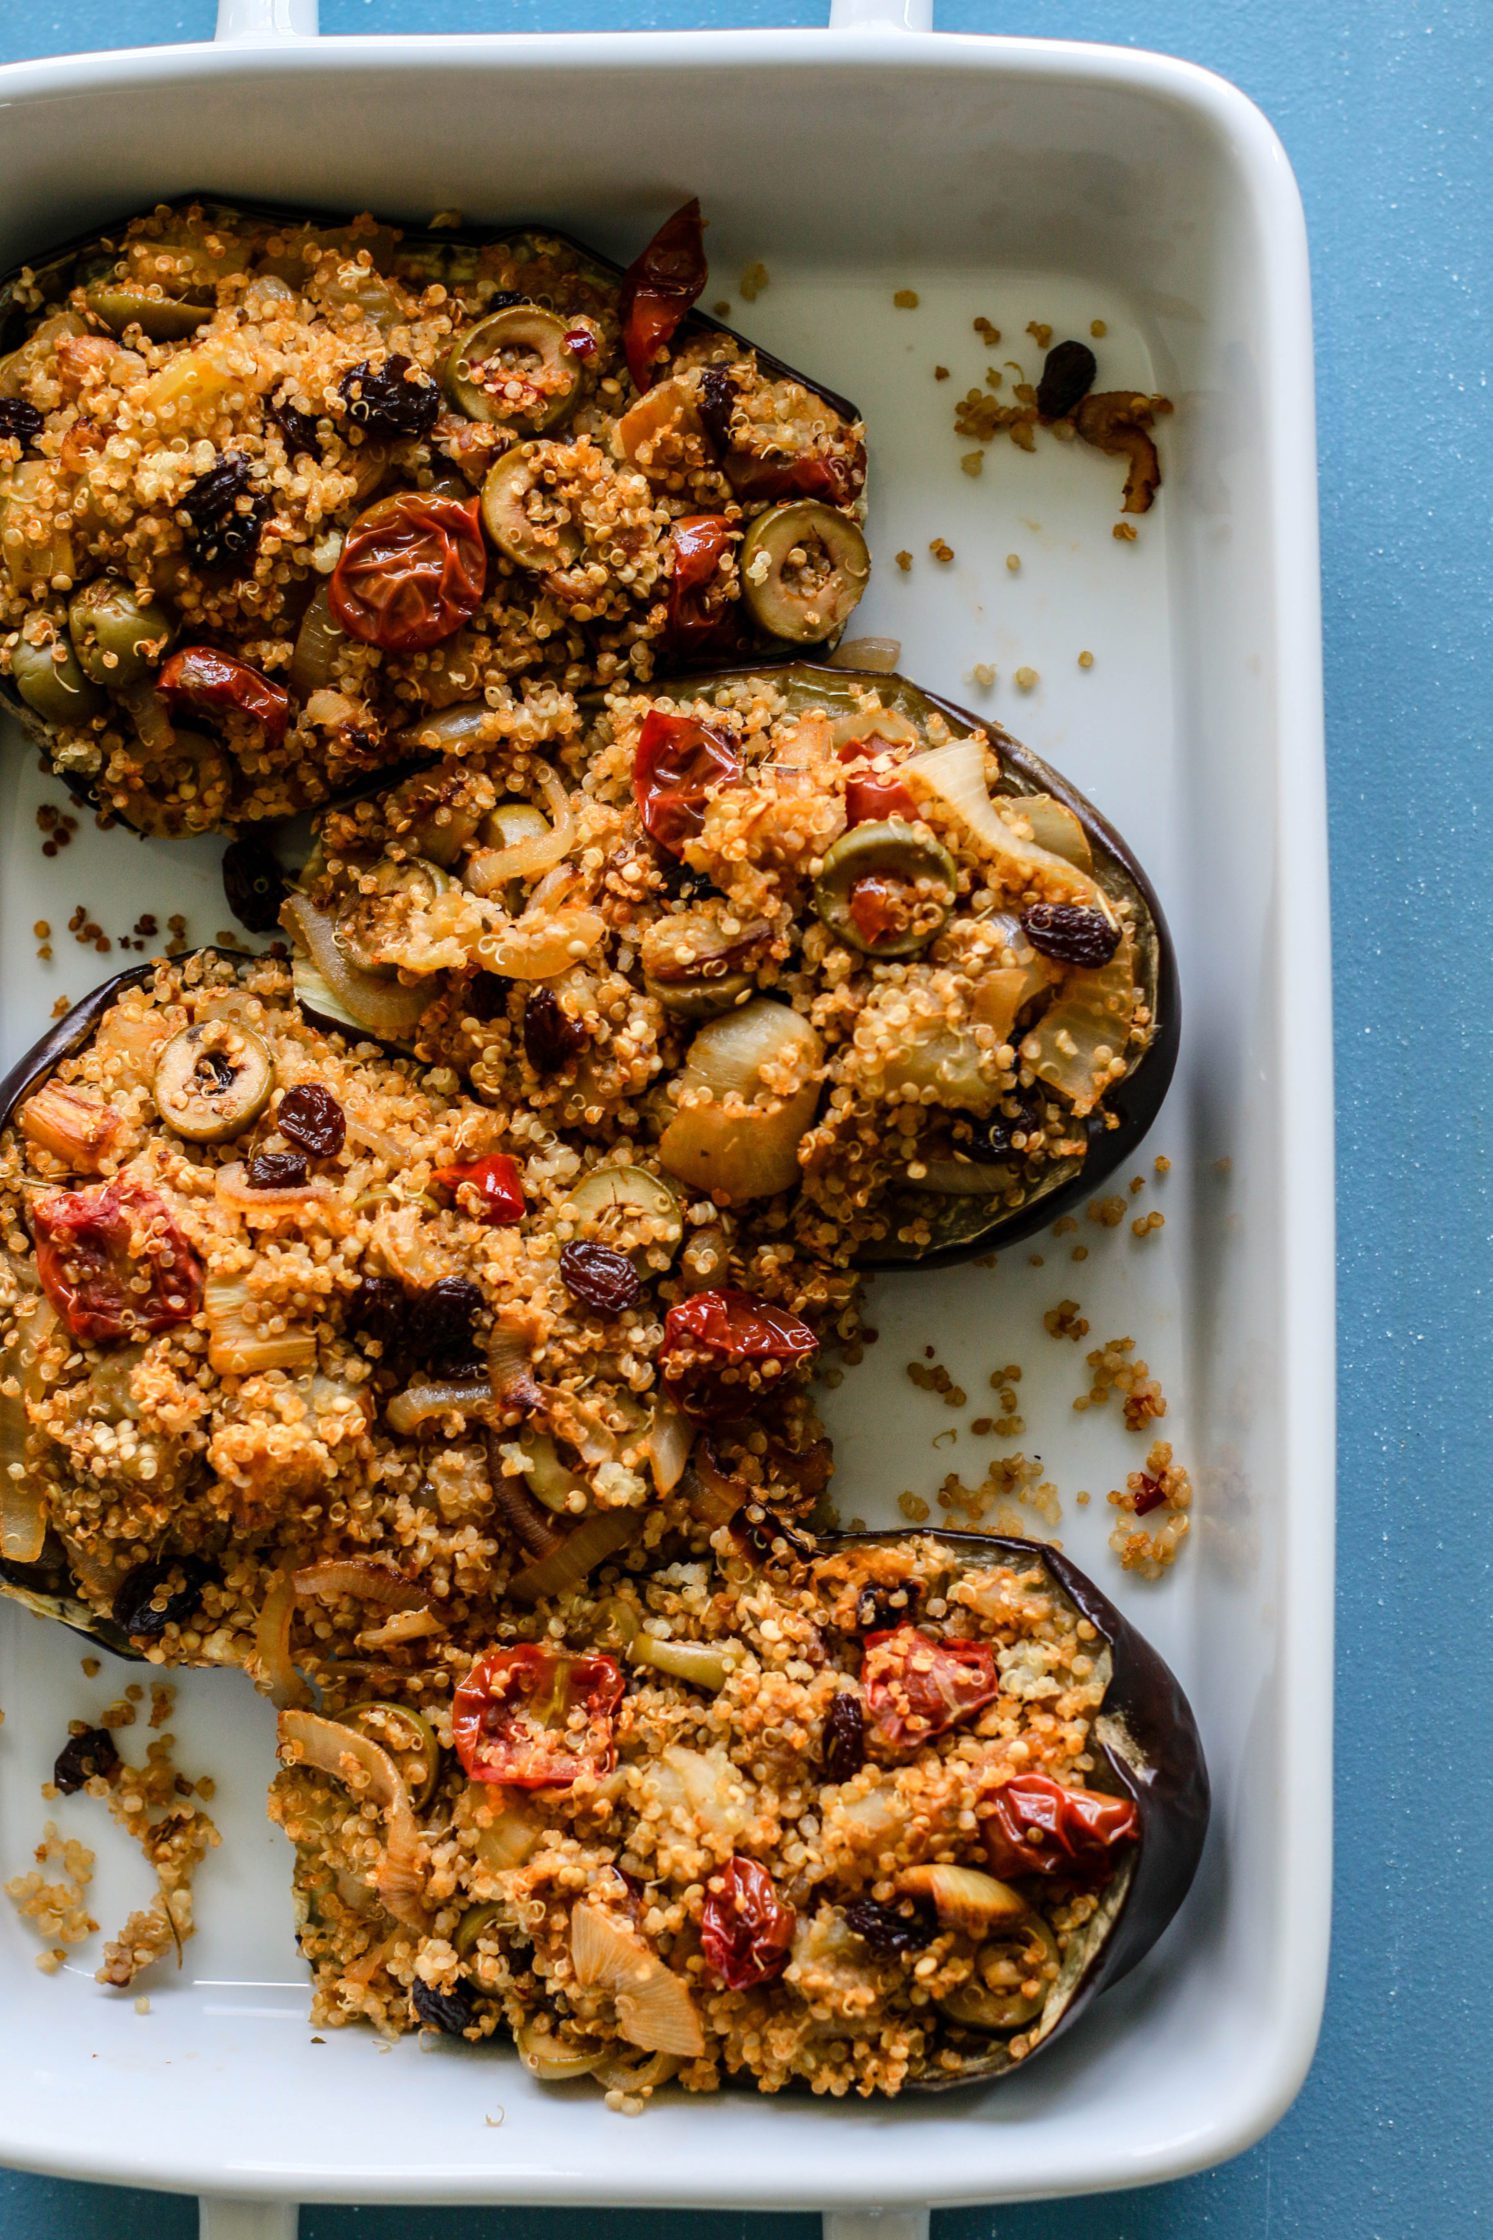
left=31, top=1181, right=203, bottom=1346
left=632, top=708, right=741, bottom=856
left=158, top=647, right=290, bottom=745
left=618, top=198, right=707, bottom=394
left=660, top=1287, right=818, bottom=1418
left=452, top=1645, right=623, bottom=1788
left=847, top=873, right=914, bottom=950
left=862, top=1625, right=1001, bottom=1751
left=431, top=1152, right=526, bottom=1226
left=701, top=1856, right=796, bottom=1989
left=330, top=490, right=486, bottom=652
left=844, top=772, right=919, bottom=825
left=980, top=1772, right=1139, bottom=1881
left=666, top=515, right=739, bottom=649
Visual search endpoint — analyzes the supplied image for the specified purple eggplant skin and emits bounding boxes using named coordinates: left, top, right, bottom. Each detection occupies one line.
left=827, top=1529, right=1210, bottom=2088
left=638, top=662, right=1179, bottom=1270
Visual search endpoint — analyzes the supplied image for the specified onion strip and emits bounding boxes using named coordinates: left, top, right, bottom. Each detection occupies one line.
left=277, top=1708, right=428, bottom=1930
left=253, top=1570, right=311, bottom=1709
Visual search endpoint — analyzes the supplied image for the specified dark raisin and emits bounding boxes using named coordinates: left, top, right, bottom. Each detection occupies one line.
left=821, top=1691, right=865, bottom=1784
left=337, top=354, right=440, bottom=441
left=654, top=850, right=718, bottom=902
left=856, top=1580, right=924, bottom=1633
left=180, top=453, right=269, bottom=569
left=733, top=1499, right=815, bottom=1566
left=269, top=392, right=323, bottom=462
left=696, top=366, right=738, bottom=457
left=411, top=1976, right=478, bottom=2036
left=1036, top=339, right=1098, bottom=421
left=843, top=1897, right=933, bottom=1955
left=422, top=1275, right=484, bottom=1360
left=559, top=1240, right=641, bottom=1316
left=112, top=1555, right=216, bottom=1639
left=462, top=971, right=511, bottom=1024
left=53, top=1726, right=119, bottom=1795
left=1021, top=903, right=1121, bottom=968
left=0, top=398, right=45, bottom=453
left=348, top=1275, right=411, bottom=1362
left=522, top=986, right=585, bottom=1074
left=247, top=1150, right=309, bottom=1190
left=973, top=1084, right=1048, bottom=1161
left=221, top=835, right=288, bottom=934
left=277, top=1083, right=346, bottom=1159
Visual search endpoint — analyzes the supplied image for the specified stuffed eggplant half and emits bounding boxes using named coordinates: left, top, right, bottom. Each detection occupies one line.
left=287, top=662, right=1176, bottom=1264
left=270, top=1527, right=1208, bottom=2094
left=0, top=196, right=866, bottom=833
left=0, top=948, right=847, bottom=1666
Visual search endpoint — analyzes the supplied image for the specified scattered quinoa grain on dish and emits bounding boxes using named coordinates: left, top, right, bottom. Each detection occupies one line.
left=970, top=663, right=997, bottom=689
left=1087, top=1195, right=1127, bottom=1229
left=1026, top=322, right=1053, bottom=350
left=1014, top=667, right=1039, bottom=692
left=1078, top=650, right=1095, bottom=669
left=1075, top=1338, right=1166, bottom=1430
left=1071, top=1244, right=1089, bottom=1263
left=1113, top=522, right=1139, bottom=543
left=897, top=1490, right=930, bottom=1520
left=895, top=550, right=913, bottom=571
left=929, top=538, right=955, bottom=562
left=739, top=262, right=769, bottom=302
left=1005, top=554, right=1021, bottom=574
left=893, top=289, right=920, bottom=309
left=1043, top=1300, right=1090, bottom=1343
left=933, top=365, right=950, bottom=381
left=1154, top=1153, right=1171, bottom=1174
left=1109, top=1439, right=1193, bottom=1575
left=1132, top=1211, right=1165, bottom=1238
left=1090, top=319, right=1108, bottom=338
left=973, top=316, right=1000, bottom=344
left=960, top=452, right=984, bottom=477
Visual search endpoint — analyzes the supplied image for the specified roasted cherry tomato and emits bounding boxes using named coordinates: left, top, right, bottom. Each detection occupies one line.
left=431, top=1152, right=526, bottom=1226
left=862, top=1624, right=1001, bottom=1752
left=31, top=1181, right=204, bottom=1346
left=618, top=198, right=707, bottom=394
left=632, top=708, right=742, bottom=856
left=980, top=1772, right=1139, bottom=1881
left=330, top=490, right=486, bottom=652
left=844, top=772, right=919, bottom=825
left=846, top=873, right=913, bottom=950
left=451, top=1645, right=623, bottom=1788
left=700, top=1855, right=796, bottom=1990
left=660, top=1287, right=818, bottom=1418
left=158, top=646, right=290, bottom=744
left=721, top=442, right=867, bottom=509
left=666, top=515, right=739, bottom=649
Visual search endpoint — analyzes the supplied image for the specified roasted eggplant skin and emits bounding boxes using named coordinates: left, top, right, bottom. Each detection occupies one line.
left=829, top=1528, right=1210, bottom=2086
left=0, top=197, right=864, bottom=830
left=634, top=662, right=1179, bottom=1270
left=0, top=952, right=252, bottom=1657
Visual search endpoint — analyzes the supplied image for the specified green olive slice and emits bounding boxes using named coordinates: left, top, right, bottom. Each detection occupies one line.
left=453, top=1901, right=505, bottom=1963
left=479, top=442, right=583, bottom=572
left=937, top=1915, right=1060, bottom=2032
left=348, top=1700, right=442, bottom=1811
left=84, top=281, right=213, bottom=341
left=68, top=579, right=174, bottom=688
left=643, top=968, right=755, bottom=1022
left=152, top=1021, right=275, bottom=1143
left=443, top=305, right=585, bottom=432
left=813, top=819, right=957, bottom=958
left=333, top=858, right=451, bottom=980
left=565, top=1164, right=684, bottom=1266
left=739, top=500, right=870, bottom=644
left=9, top=635, right=105, bottom=725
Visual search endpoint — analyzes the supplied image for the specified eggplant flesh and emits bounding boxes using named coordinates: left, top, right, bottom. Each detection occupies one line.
left=637, top=662, right=1179, bottom=1268
left=824, top=1529, right=1209, bottom=2086
left=0, top=197, right=865, bottom=833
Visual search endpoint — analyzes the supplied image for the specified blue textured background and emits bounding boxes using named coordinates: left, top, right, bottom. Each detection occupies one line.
left=2, top=2, right=1489, bottom=2235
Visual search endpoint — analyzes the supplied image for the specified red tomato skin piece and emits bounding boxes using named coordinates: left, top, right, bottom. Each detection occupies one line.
left=631, top=708, right=741, bottom=856
left=618, top=199, right=707, bottom=394
left=31, top=1181, right=204, bottom=1345
left=158, top=647, right=290, bottom=744
left=431, top=1153, right=526, bottom=1226
left=330, top=491, right=486, bottom=652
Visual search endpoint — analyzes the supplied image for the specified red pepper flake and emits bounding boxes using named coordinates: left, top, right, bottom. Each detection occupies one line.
left=431, top=1152, right=526, bottom=1227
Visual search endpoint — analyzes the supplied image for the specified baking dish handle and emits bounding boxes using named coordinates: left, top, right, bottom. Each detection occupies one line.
left=823, top=2214, right=931, bottom=2240
left=199, top=2201, right=299, bottom=2240
left=214, top=0, right=933, bottom=42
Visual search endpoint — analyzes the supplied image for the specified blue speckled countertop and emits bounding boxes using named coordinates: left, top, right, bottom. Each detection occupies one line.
left=2, top=2, right=1489, bottom=2236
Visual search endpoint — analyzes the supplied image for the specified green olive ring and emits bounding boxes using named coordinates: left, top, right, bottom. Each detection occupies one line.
left=332, top=859, right=451, bottom=981
left=8, top=635, right=105, bottom=726
left=151, top=1020, right=276, bottom=1143
left=68, top=578, right=175, bottom=688
left=813, top=818, right=958, bottom=957
left=443, top=304, right=588, bottom=433
left=739, top=499, right=870, bottom=644
left=479, top=442, right=583, bottom=572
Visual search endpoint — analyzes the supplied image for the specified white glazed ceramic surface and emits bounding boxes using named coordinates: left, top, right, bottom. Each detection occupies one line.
left=0, top=5, right=1331, bottom=2221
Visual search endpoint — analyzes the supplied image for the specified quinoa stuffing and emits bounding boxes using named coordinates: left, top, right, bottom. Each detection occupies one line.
left=0, top=198, right=866, bottom=833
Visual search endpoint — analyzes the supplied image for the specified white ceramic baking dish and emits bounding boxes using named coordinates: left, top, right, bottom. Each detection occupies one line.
left=0, top=5, right=1332, bottom=2238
